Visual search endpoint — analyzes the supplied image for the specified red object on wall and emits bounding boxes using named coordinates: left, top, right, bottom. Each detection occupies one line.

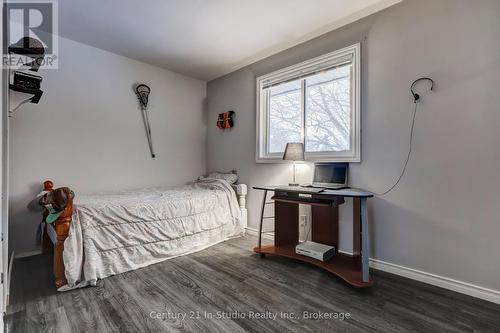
left=217, top=111, right=235, bottom=129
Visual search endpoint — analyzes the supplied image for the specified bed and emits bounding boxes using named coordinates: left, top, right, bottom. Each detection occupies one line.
left=40, top=178, right=247, bottom=291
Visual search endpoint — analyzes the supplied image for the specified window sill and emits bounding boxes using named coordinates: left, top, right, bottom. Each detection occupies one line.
left=256, top=155, right=361, bottom=164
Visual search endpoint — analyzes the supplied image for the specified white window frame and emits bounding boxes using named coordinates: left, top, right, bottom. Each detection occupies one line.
left=256, top=43, right=361, bottom=163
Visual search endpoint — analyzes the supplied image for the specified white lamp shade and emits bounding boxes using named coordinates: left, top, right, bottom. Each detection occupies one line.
left=283, top=142, right=304, bottom=161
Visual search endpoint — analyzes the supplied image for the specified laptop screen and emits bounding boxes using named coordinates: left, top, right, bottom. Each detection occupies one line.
left=313, top=163, right=348, bottom=185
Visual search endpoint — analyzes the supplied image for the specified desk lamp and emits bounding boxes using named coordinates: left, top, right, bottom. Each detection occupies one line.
left=283, top=142, right=304, bottom=186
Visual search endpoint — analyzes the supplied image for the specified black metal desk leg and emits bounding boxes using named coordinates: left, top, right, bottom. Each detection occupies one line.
left=258, top=190, right=267, bottom=257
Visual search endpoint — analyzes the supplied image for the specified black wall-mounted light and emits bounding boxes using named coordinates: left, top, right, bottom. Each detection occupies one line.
left=8, top=36, right=45, bottom=72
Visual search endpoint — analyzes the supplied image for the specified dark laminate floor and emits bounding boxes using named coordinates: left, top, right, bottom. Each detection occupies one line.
left=5, top=235, right=500, bottom=333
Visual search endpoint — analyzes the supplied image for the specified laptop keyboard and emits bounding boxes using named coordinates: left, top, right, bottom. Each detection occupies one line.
left=275, top=186, right=324, bottom=194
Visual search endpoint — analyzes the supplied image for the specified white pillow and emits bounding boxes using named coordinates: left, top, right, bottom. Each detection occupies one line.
left=205, top=171, right=238, bottom=184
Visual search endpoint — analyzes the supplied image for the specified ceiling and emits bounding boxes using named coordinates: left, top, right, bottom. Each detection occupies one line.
left=57, top=0, right=401, bottom=81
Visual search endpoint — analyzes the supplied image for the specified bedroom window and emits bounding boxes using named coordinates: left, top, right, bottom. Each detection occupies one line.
left=256, top=43, right=360, bottom=162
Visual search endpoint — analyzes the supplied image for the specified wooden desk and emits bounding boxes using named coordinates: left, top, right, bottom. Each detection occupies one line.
left=253, top=186, right=373, bottom=288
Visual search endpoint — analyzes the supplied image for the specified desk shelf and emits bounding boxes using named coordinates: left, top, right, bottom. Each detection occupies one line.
left=254, top=244, right=373, bottom=288
left=254, top=186, right=372, bottom=289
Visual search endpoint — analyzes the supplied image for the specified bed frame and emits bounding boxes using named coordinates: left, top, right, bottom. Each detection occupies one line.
left=41, top=179, right=248, bottom=289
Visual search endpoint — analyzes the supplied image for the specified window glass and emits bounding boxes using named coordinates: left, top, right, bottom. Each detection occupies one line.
left=305, top=65, right=351, bottom=152
left=268, top=80, right=302, bottom=153
left=256, top=44, right=360, bottom=162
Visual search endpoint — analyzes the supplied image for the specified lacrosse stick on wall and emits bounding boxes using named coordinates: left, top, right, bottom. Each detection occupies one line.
left=134, top=83, right=155, bottom=158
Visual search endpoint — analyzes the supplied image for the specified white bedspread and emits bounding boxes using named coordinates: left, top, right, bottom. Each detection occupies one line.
left=60, top=179, right=243, bottom=291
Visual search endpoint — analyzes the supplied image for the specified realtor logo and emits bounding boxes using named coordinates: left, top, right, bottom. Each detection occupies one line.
left=4, top=0, right=59, bottom=69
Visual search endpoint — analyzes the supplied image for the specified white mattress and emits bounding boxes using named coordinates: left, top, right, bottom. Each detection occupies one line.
left=59, top=178, right=243, bottom=291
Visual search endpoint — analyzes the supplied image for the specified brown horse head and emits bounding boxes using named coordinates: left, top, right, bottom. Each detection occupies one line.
left=39, top=187, right=75, bottom=212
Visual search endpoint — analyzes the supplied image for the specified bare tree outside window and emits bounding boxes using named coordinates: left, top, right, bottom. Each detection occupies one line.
left=267, top=65, right=351, bottom=154
left=257, top=44, right=360, bottom=162
left=269, top=80, right=302, bottom=153
left=306, top=65, right=351, bottom=152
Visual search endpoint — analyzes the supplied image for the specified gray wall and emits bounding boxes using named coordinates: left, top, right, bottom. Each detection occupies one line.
left=207, top=0, right=500, bottom=291
left=10, top=36, right=207, bottom=255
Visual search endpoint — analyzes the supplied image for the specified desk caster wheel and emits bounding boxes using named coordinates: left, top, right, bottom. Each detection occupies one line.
left=260, top=253, right=266, bottom=259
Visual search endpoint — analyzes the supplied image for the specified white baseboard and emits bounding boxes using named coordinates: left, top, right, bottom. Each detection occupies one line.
left=14, top=249, right=42, bottom=259
left=369, top=258, right=500, bottom=305
left=244, top=227, right=274, bottom=240
left=250, top=236, right=500, bottom=305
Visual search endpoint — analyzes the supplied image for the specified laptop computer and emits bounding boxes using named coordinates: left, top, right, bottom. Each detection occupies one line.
left=303, top=163, right=349, bottom=190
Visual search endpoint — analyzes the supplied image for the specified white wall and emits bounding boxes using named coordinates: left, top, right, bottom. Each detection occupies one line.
left=207, top=0, right=500, bottom=292
left=9, top=36, right=207, bottom=255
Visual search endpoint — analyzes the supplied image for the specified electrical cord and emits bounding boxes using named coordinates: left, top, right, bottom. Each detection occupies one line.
left=372, top=77, right=434, bottom=196
left=304, top=220, right=312, bottom=241
left=375, top=102, right=419, bottom=196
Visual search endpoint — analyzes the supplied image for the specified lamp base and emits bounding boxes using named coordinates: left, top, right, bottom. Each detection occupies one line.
left=288, top=183, right=299, bottom=186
